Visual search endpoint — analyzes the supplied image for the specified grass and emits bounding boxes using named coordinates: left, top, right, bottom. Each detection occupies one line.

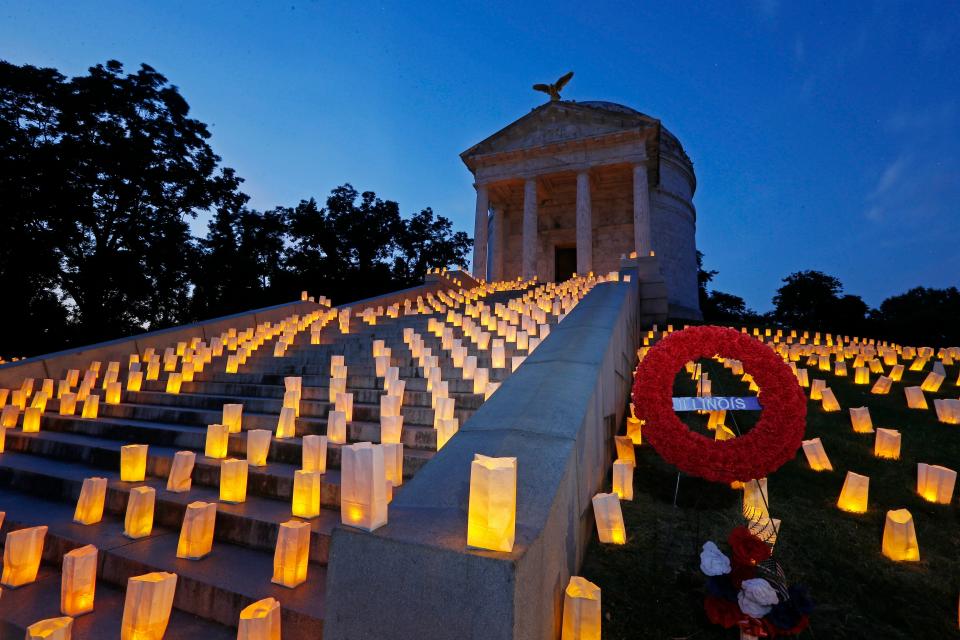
left=580, top=342, right=960, bottom=639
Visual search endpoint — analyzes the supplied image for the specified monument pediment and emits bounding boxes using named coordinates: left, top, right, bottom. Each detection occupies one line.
left=461, top=101, right=657, bottom=164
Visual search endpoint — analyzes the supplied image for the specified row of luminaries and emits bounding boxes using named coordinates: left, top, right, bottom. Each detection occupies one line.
left=0, top=274, right=612, bottom=638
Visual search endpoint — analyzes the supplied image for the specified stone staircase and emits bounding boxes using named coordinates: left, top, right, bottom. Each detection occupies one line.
left=0, top=280, right=564, bottom=638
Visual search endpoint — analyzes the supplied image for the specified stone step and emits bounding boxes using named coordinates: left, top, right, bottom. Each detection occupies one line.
left=0, top=562, right=236, bottom=639
left=28, top=413, right=435, bottom=474
left=186, top=372, right=483, bottom=395
left=0, top=490, right=326, bottom=639
left=0, top=449, right=338, bottom=564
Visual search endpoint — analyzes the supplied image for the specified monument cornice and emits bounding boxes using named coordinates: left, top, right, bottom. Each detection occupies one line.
left=464, top=128, right=650, bottom=172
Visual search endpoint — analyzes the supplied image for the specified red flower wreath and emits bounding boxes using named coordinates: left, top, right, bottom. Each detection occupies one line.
left=632, top=325, right=807, bottom=483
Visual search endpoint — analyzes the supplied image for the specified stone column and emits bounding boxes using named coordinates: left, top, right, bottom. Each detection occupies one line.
left=472, top=184, right=489, bottom=280
left=522, top=178, right=538, bottom=280
left=490, top=207, right=506, bottom=282
left=633, top=164, right=653, bottom=257
left=575, top=170, right=593, bottom=275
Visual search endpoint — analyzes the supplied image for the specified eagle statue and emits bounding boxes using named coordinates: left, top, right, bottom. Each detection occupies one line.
left=532, top=71, right=574, bottom=102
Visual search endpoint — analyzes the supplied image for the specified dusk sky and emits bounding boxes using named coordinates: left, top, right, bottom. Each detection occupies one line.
left=2, top=1, right=957, bottom=311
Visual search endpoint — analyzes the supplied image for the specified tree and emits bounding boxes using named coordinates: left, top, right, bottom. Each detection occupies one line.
left=874, top=287, right=960, bottom=347
left=393, top=207, right=472, bottom=287
left=191, top=184, right=289, bottom=319
left=696, top=250, right=718, bottom=313
left=772, top=270, right=846, bottom=331
left=0, top=61, right=70, bottom=356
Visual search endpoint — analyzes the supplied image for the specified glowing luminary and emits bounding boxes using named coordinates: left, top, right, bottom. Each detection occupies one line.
left=882, top=508, right=919, bottom=562
left=81, top=394, right=100, bottom=419
left=849, top=407, right=874, bottom=434
left=801, top=438, right=833, bottom=471
left=904, top=386, right=928, bottom=410
left=275, top=407, right=296, bottom=439
left=382, top=442, right=403, bottom=487
left=335, top=392, right=353, bottom=423
left=22, top=406, right=41, bottom=433
left=165, top=372, right=182, bottom=394
left=742, top=478, right=769, bottom=520
left=0, top=425, right=4, bottom=453
left=61, top=543, right=97, bottom=616
left=226, top=355, right=239, bottom=374
left=809, top=379, right=825, bottom=401
left=1, top=405, right=18, bottom=427
left=74, top=477, right=108, bottom=525
left=820, top=388, right=841, bottom=412
left=272, top=520, right=310, bottom=588
left=467, top=454, right=517, bottom=552
left=220, top=403, right=243, bottom=434
left=2, top=525, right=48, bottom=587
left=380, top=394, right=401, bottom=419
left=302, top=434, right=327, bottom=473
left=837, top=471, right=869, bottom=513
left=166, top=451, right=195, bottom=493
left=26, top=617, right=73, bottom=639
left=706, top=410, right=725, bottom=432
left=612, top=460, right=634, bottom=501
left=472, top=368, right=489, bottom=395
left=326, top=410, right=347, bottom=444
left=124, top=486, right=155, bottom=539
left=340, top=442, right=388, bottom=532
left=854, top=367, right=870, bottom=385
left=120, top=444, right=148, bottom=482
left=874, top=428, right=901, bottom=460
left=380, top=415, right=403, bottom=445
left=58, top=392, right=78, bottom=416
left=591, top=493, right=626, bottom=545
left=436, top=417, right=459, bottom=451
left=561, top=576, right=601, bottom=640
left=176, top=501, right=216, bottom=560
left=237, top=597, right=282, bottom=640
left=220, top=459, right=248, bottom=504
left=871, top=376, right=892, bottom=395
left=917, top=463, right=956, bottom=504
left=614, top=436, right=636, bottom=465
left=920, top=372, right=944, bottom=393
left=205, top=423, right=229, bottom=459
left=433, top=396, right=455, bottom=429
left=121, top=572, right=177, bottom=640
left=291, top=470, right=322, bottom=519
left=247, top=429, right=272, bottom=467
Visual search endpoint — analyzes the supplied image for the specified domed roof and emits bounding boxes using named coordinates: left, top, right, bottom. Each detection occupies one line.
left=576, top=100, right=648, bottom=117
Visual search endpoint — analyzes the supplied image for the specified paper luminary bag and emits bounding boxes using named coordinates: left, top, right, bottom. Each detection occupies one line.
left=874, top=428, right=901, bottom=460
left=340, top=442, right=388, bottom=532
left=283, top=389, right=300, bottom=418
left=205, top=423, right=229, bottom=459
left=380, top=394, right=402, bottom=419
left=124, top=486, right=155, bottom=539
left=917, top=463, right=957, bottom=504
left=22, top=406, right=41, bottom=433
left=837, top=471, right=869, bottom=513
left=127, top=369, right=143, bottom=392
left=302, top=434, right=327, bottom=473
left=809, top=379, right=826, bottom=401
left=2, top=525, right=48, bottom=587
left=275, top=407, right=297, bottom=439
left=220, top=459, right=249, bottom=504
left=612, top=460, right=634, bottom=501
left=871, top=376, right=892, bottom=395
left=614, top=436, right=636, bottom=465
left=904, top=386, right=928, bottom=409
left=433, top=396, right=455, bottom=429
left=74, top=477, right=108, bottom=525
left=849, top=407, right=874, bottom=434
left=120, top=572, right=178, bottom=640
left=820, top=388, right=841, bottom=412
left=166, top=451, right=196, bottom=493
left=380, top=415, right=403, bottom=445
left=272, top=519, right=311, bottom=588
left=176, top=501, right=217, bottom=560
left=26, top=617, right=73, bottom=640
left=61, top=544, right=97, bottom=616
left=120, top=444, right=149, bottom=482
left=246, top=429, right=272, bottom=467
left=801, top=438, right=833, bottom=471
left=222, top=404, right=243, bottom=433
left=436, top=418, right=459, bottom=451
left=467, top=455, right=518, bottom=552
left=326, top=410, right=347, bottom=444
left=591, top=493, right=626, bottom=545
left=882, top=509, right=920, bottom=562
left=561, top=576, right=602, bottom=640
left=335, top=392, right=353, bottom=423
left=238, top=597, right=282, bottom=640
left=291, top=470, right=322, bottom=519
left=742, top=478, right=769, bottom=520
left=382, top=442, right=404, bottom=487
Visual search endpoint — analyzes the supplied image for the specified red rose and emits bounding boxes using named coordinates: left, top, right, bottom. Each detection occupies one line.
left=729, top=563, right=757, bottom=588
left=729, top=526, right=772, bottom=565
left=704, top=596, right=746, bottom=629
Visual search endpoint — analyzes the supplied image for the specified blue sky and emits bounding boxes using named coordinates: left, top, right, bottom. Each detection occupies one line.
left=2, top=1, right=958, bottom=310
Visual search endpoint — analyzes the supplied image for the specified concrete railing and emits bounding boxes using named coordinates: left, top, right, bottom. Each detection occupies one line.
left=0, top=299, right=323, bottom=389
left=324, top=271, right=640, bottom=640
